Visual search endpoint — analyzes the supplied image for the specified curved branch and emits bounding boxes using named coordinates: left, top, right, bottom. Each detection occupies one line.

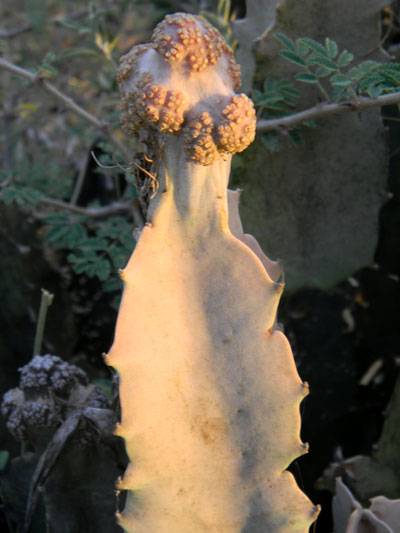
left=0, top=4, right=111, bottom=39
left=39, top=197, right=129, bottom=217
left=0, top=57, right=130, bottom=161
left=256, top=91, right=400, bottom=133
left=38, top=197, right=145, bottom=228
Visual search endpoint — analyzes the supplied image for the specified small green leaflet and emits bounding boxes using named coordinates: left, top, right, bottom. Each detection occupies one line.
left=330, top=73, right=353, bottom=87
left=295, top=72, right=318, bottom=84
left=58, top=47, right=99, bottom=59
left=315, top=66, right=332, bottom=78
left=325, top=38, right=338, bottom=59
left=298, top=37, right=329, bottom=58
left=367, top=85, right=383, bottom=98
left=280, top=50, right=306, bottom=67
left=307, top=55, right=338, bottom=72
left=337, top=50, right=354, bottom=68
left=261, top=132, right=282, bottom=152
left=274, top=33, right=296, bottom=51
left=289, top=130, right=304, bottom=147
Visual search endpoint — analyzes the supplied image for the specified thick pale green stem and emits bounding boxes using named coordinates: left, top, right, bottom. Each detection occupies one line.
left=33, top=289, right=54, bottom=356
left=108, top=12, right=318, bottom=532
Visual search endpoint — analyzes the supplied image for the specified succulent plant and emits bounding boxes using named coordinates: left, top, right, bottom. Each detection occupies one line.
left=1, top=354, right=109, bottom=448
left=1, top=354, right=125, bottom=533
left=333, top=478, right=400, bottom=533
left=107, top=12, right=318, bottom=532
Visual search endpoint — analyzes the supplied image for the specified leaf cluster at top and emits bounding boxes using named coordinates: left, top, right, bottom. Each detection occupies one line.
left=273, top=33, right=400, bottom=101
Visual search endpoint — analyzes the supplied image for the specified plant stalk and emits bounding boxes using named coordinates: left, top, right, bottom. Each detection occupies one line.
left=33, top=289, right=54, bottom=356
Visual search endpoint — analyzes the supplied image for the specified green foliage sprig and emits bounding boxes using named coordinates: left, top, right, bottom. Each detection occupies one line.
left=255, top=33, right=400, bottom=150
left=44, top=212, right=135, bottom=298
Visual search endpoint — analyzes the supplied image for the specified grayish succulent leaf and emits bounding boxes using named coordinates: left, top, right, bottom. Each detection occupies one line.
left=231, top=0, right=389, bottom=291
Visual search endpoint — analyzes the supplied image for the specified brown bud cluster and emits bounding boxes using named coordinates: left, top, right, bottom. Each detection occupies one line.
left=184, top=94, right=256, bottom=164
left=117, top=13, right=256, bottom=165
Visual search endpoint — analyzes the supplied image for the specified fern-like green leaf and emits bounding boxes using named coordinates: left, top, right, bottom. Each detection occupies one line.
left=307, top=55, right=338, bottom=71
left=332, top=86, right=347, bottom=102
left=357, top=73, right=385, bottom=91
left=280, top=50, right=307, bottom=67
left=366, top=85, right=383, bottom=98
left=263, top=78, right=276, bottom=92
left=302, top=120, right=317, bottom=128
left=279, top=86, right=300, bottom=97
left=330, top=73, right=353, bottom=87
left=295, top=72, right=318, bottom=83
left=45, top=225, right=71, bottom=243
left=358, top=60, right=380, bottom=74
left=296, top=39, right=309, bottom=57
left=347, top=67, right=365, bottom=81
left=381, top=70, right=400, bottom=86
left=298, top=37, right=329, bottom=57
left=315, top=66, right=332, bottom=78
left=325, top=38, right=338, bottom=58
left=274, top=33, right=296, bottom=51
left=337, top=50, right=354, bottom=68
left=261, top=132, right=282, bottom=152
left=288, top=130, right=304, bottom=146
left=95, top=259, right=112, bottom=281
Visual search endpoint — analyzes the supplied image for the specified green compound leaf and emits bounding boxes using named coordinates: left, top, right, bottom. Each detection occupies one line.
left=45, top=225, right=71, bottom=243
left=261, top=132, right=282, bottom=152
left=298, top=37, right=329, bottom=57
left=332, top=86, right=347, bottom=102
left=42, top=213, right=71, bottom=225
left=380, top=68, right=400, bottom=86
left=330, top=73, right=353, bottom=87
left=337, top=50, right=354, bottom=68
left=367, top=85, right=383, bottom=98
left=281, top=95, right=297, bottom=107
left=58, top=47, right=99, bottom=59
left=280, top=50, right=307, bottom=67
left=58, top=19, right=91, bottom=34
left=296, top=39, right=309, bottom=57
left=358, top=60, right=380, bottom=73
left=279, top=86, right=300, bottom=97
left=315, top=66, right=332, bottom=78
left=263, top=78, right=276, bottom=92
left=307, top=55, right=338, bottom=71
left=357, top=73, right=385, bottom=91
left=347, top=67, right=365, bottom=81
left=77, top=237, right=109, bottom=252
left=289, top=130, right=304, bottom=147
left=325, top=38, right=338, bottom=59
left=295, top=72, right=319, bottom=84
left=255, top=94, right=285, bottom=111
left=274, top=33, right=296, bottom=51
left=302, top=120, right=317, bottom=128
left=40, top=64, right=58, bottom=75
left=95, top=259, right=112, bottom=281
left=103, top=277, right=123, bottom=293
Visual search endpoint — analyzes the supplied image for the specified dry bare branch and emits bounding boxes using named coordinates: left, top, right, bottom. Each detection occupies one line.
left=0, top=57, right=130, bottom=161
left=256, top=92, right=400, bottom=133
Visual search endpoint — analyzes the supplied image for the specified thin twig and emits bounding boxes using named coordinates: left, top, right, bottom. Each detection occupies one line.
left=70, top=151, right=91, bottom=205
left=0, top=57, right=130, bottom=161
left=38, top=196, right=145, bottom=229
left=0, top=3, right=113, bottom=38
left=256, top=91, right=400, bottom=133
left=38, top=197, right=134, bottom=219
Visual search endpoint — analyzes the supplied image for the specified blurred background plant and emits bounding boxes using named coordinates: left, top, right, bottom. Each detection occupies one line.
left=0, top=0, right=400, bottom=531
